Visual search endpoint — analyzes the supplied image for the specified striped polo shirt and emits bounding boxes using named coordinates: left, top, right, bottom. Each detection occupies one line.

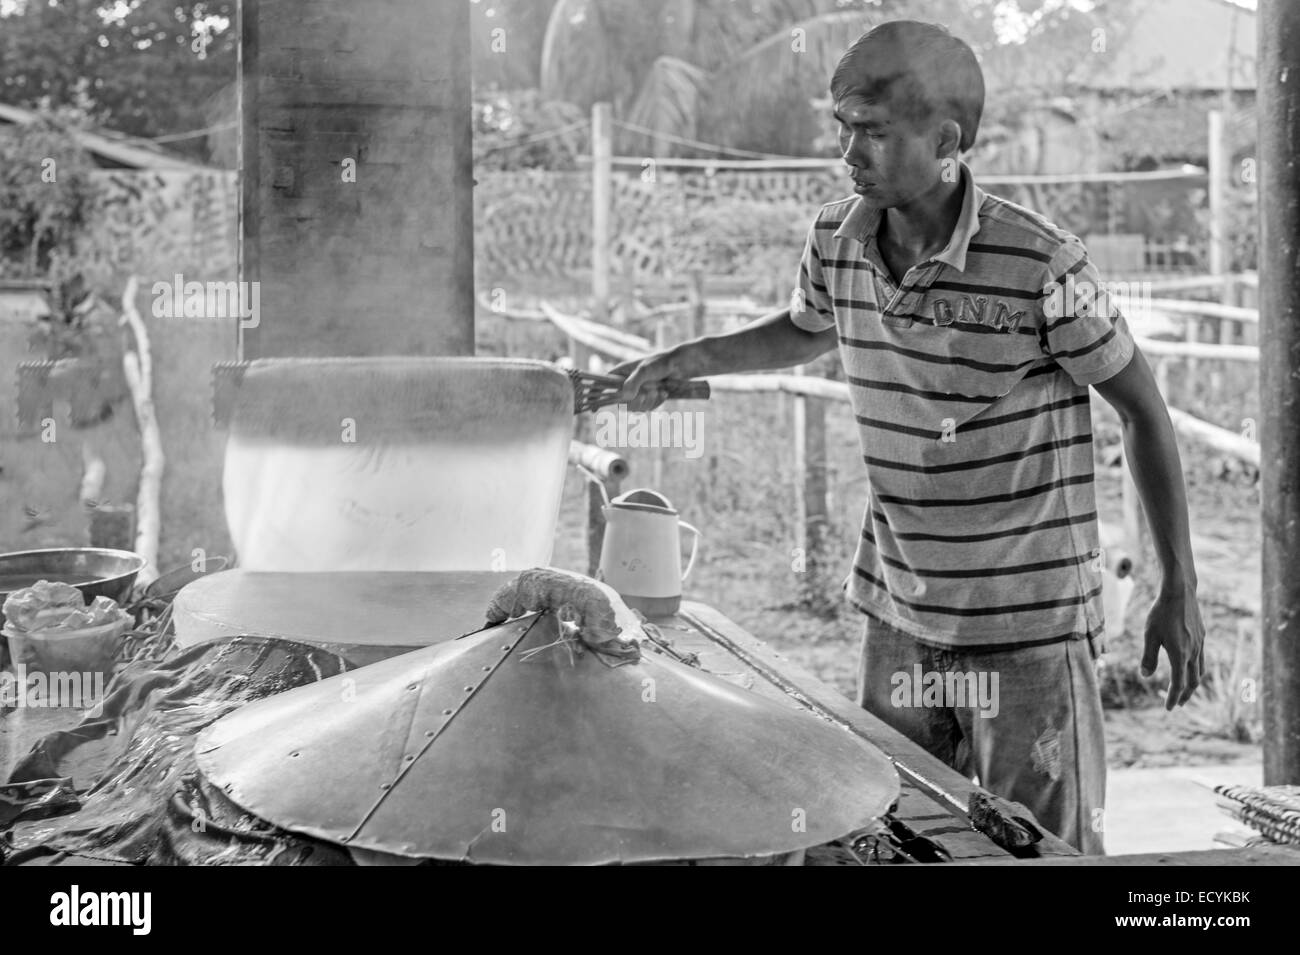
left=790, top=162, right=1135, bottom=649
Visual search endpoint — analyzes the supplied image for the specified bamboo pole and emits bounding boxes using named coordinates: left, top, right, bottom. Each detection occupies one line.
left=1146, top=273, right=1255, bottom=294
left=792, top=369, right=807, bottom=549
left=688, top=270, right=706, bottom=339
left=1184, top=306, right=1199, bottom=380
left=592, top=102, right=612, bottom=325
left=1259, top=0, right=1300, bottom=785
left=651, top=319, right=666, bottom=489
left=1149, top=298, right=1257, bottom=323
left=1209, top=109, right=1229, bottom=348
left=1120, top=450, right=1143, bottom=560
left=118, top=275, right=164, bottom=588
left=1137, top=339, right=1256, bottom=362
left=802, top=376, right=829, bottom=611
left=1221, top=6, right=1240, bottom=329
left=1154, top=356, right=1170, bottom=399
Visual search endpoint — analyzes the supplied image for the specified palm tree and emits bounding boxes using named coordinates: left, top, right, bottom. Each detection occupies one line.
left=537, top=0, right=898, bottom=157
left=493, top=0, right=1131, bottom=159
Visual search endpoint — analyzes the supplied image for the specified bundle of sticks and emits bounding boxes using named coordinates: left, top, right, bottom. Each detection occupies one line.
left=1214, top=784, right=1300, bottom=845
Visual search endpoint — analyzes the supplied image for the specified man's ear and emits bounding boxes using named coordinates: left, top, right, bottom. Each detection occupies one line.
left=935, top=119, right=962, bottom=159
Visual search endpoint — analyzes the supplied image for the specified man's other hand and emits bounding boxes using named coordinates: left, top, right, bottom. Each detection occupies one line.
left=1141, top=579, right=1205, bottom=710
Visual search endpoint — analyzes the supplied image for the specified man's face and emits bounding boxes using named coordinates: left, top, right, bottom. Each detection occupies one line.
left=834, top=90, right=944, bottom=209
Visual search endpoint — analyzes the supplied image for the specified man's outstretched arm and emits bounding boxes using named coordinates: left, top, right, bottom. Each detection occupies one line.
left=1093, top=349, right=1206, bottom=710
left=611, top=308, right=838, bottom=411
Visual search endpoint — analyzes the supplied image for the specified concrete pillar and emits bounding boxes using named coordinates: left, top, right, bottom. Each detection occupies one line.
left=239, top=0, right=474, bottom=358
left=1260, top=0, right=1300, bottom=785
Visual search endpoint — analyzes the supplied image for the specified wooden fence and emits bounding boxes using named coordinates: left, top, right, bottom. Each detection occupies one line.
left=473, top=163, right=1213, bottom=287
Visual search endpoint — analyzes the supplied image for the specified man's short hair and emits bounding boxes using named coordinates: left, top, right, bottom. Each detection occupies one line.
left=830, top=20, right=984, bottom=154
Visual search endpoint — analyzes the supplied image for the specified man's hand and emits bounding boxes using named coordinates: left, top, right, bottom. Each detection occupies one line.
left=1141, top=579, right=1205, bottom=710
left=607, top=345, right=699, bottom=413
left=606, top=307, right=836, bottom=411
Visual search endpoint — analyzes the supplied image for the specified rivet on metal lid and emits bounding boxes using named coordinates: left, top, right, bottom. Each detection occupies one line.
left=407, top=684, right=418, bottom=691
left=404, top=755, right=415, bottom=762
left=482, top=665, right=491, bottom=672
left=501, top=645, right=510, bottom=652
left=442, top=709, right=453, bottom=716
left=380, top=782, right=391, bottom=790
left=425, top=730, right=435, bottom=738
left=464, top=685, right=474, bottom=692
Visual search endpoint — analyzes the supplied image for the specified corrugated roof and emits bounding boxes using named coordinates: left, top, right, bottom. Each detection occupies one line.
left=1070, top=0, right=1256, bottom=92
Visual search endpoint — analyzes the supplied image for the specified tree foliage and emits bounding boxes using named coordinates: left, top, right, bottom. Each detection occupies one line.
left=0, top=0, right=236, bottom=160
left=470, top=0, right=1145, bottom=160
left=0, top=112, right=98, bottom=277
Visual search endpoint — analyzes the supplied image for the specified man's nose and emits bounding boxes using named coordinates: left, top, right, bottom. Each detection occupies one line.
left=841, top=135, right=867, bottom=168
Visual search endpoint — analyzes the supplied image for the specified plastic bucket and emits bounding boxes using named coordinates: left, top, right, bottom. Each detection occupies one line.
left=3, top=615, right=131, bottom=679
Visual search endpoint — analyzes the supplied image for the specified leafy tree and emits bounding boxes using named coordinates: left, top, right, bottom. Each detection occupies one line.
left=0, top=0, right=236, bottom=160
left=471, top=0, right=1141, bottom=159
left=0, top=111, right=97, bottom=276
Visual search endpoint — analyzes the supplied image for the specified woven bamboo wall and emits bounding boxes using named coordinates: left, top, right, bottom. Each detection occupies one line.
left=473, top=168, right=1209, bottom=285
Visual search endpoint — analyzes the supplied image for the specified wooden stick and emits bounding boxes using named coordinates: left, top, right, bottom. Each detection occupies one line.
left=1121, top=450, right=1144, bottom=559
left=1136, top=337, right=1257, bottom=361
left=1150, top=298, right=1258, bottom=323
left=592, top=102, right=612, bottom=325
left=118, top=275, right=164, bottom=587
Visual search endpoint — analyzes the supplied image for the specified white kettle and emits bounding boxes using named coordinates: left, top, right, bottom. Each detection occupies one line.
left=598, top=489, right=700, bottom=617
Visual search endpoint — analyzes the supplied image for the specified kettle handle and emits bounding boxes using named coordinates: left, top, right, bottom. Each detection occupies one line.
left=679, top=521, right=701, bottom=581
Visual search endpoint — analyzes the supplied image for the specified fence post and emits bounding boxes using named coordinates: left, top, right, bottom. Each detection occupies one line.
left=1209, top=109, right=1238, bottom=347
left=1121, top=448, right=1144, bottom=563
left=793, top=376, right=806, bottom=548
left=592, top=102, right=612, bottom=325
left=802, top=391, right=830, bottom=611
left=688, top=269, right=705, bottom=339
left=651, top=318, right=666, bottom=490
left=794, top=362, right=832, bottom=612
left=1154, top=355, right=1170, bottom=399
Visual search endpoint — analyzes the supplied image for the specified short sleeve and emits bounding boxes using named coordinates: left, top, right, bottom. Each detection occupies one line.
left=1039, top=241, right=1135, bottom=386
left=789, top=222, right=837, bottom=333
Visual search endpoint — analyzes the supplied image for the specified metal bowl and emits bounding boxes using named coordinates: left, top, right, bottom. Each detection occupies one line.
left=0, top=547, right=147, bottom=625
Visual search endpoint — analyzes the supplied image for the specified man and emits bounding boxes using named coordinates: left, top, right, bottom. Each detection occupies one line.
left=612, top=19, right=1205, bottom=855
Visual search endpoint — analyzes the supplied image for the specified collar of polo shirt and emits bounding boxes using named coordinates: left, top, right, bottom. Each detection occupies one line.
left=833, top=161, right=987, bottom=273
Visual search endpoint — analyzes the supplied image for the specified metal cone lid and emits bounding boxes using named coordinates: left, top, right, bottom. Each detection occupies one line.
left=195, top=612, right=898, bottom=865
